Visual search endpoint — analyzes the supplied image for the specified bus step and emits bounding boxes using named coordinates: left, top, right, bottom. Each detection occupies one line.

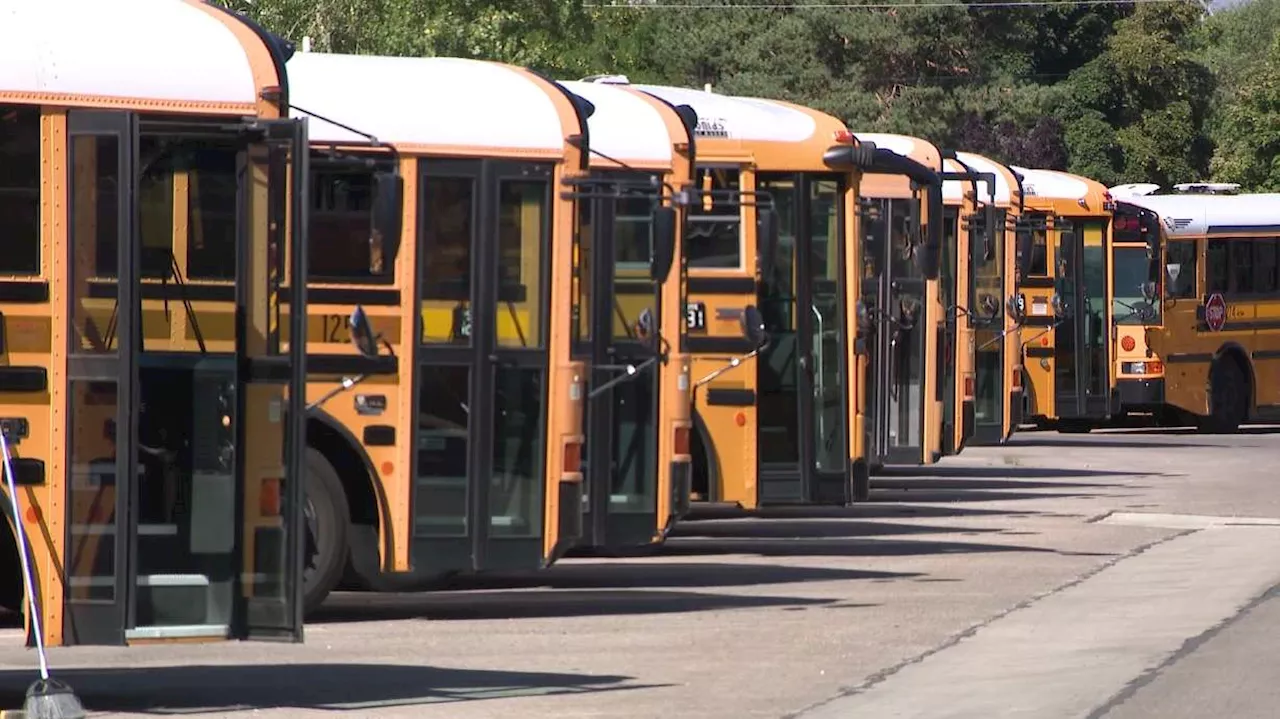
left=135, top=574, right=210, bottom=628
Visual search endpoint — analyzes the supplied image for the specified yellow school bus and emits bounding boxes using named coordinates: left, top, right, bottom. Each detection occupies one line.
left=626, top=84, right=877, bottom=507
left=1120, top=188, right=1280, bottom=432
left=936, top=156, right=990, bottom=454
left=558, top=77, right=694, bottom=550
left=0, top=0, right=363, bottom=646
left=953, top=152, right=1023, bottom=445
left=1011, top=167, right=1117, bottom=432
left=847, top=134, right=947, bottom=471
left=282, top=52, right=597, bottom=608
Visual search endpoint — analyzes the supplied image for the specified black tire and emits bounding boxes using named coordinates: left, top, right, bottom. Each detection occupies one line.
left=1199, top=359, right=1248, bottom=434
left=850, top=459, right=871, bottom=503
left=304, top=448, right=350, bottom=616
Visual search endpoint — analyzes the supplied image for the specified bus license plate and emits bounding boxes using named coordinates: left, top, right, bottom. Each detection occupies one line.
left=686, top=302, right=706, bottom=330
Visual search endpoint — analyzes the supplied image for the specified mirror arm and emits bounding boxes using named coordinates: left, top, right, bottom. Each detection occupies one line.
left=306, top=374, right=368, bottom=413
left=693, top=340, right=769, bottom=388
left=587, top=356, right=660, bottom=399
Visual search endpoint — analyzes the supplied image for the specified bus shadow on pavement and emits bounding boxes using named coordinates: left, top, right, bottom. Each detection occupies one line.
left=311, top=587, right=857, bottom=623
left=0, top=663, right=650, bottom=715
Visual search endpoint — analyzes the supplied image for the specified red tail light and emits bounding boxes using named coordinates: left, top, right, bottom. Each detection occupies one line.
left=260, top=477, right=281, bottom=517
left=1149, top=361, right=1164, bottom=374
left=963, top=375, right=975, bottom=400
left=1012, top=371, right=1022, bottom=390
left=673, top=425, right=691, bottom=456
left=1121, top=335, right=1136, bottom=352
left=833, top=129, right=855, bottom=144
left=562, top=441, right=582, bottom=474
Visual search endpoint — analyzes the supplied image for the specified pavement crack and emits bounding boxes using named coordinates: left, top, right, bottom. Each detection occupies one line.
left=783, top=528, right=1197, bottom=719
left=1088, top=574, right=1280, bottom=719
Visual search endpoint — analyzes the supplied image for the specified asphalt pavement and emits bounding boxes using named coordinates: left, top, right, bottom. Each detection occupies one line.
left=0, top=426, right=1277, bottom=718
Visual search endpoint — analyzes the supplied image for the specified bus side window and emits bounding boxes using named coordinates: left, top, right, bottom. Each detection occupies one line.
left=0, top=105, right=41, bottom=276
left=1166, top=240, right=1198, bottom=299
left=1030, top=229, right=1048, bottom=277
left=1206, top=239, right=1228, bottom=295
left=1254, top=239, right=1278, bottom=295
left=1229, top=240, right=1254, bottom=294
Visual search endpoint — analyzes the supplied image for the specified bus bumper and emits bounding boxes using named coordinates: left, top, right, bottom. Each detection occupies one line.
left=1117, top=377, right=1165, bottom=410
left=670, top=460, right=692, bottom=519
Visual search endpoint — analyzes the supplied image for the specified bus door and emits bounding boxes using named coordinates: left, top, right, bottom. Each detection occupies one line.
left=568, top=174, right=676, bottom=550
left=413, top=160, right=556, bottom=574
left=972, top=210, right=1009, bottom=444
left=63, top=112, right=309, bottom=645
left=863, top=197, right=928, bottom=465
left=755, top=175, right=850, bottom=504
left=1053, top=218, right=1110, bottom=418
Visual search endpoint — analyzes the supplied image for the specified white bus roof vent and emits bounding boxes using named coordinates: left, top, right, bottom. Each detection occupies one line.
left=1172, top=182, right=1240, bottom=195
left=1109, top=183, right=1162, bottom=198
left=581, top=74, right=631, bottom=85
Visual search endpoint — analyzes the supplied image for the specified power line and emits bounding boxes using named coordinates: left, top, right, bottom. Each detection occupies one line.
left=587, top=0, right=1187, bottom=8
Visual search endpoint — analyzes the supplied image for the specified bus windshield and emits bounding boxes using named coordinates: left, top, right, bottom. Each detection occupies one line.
left=1113, top=245, right=1159, bottom=325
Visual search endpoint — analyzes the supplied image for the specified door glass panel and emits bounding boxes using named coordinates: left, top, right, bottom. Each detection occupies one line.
left=135, top=361, right=236, bottom=628
left=1055, top=227, right=1079, bottom=399
left=496, top=180, right=547, bottom=349
left=613, top=189, right=657, bottom=340
left=421, top=177, right=474, bottom=345
left=574, top=200, right=592, bottom=344
left=889, top=199, right=923, bottom=449
left=687, top=168, right=741, bottom=268
left=1082, top=221, right=1107, bottom=397
left=974, top=210, right=1006, bottom=426
left=66, top=381, right=120, bottom=603
left=756, top=176, right=799, bottom=466
left=609, top=375, right=656, bottom=511
left=810, top=180, right=845, bottom=471
left=489, top=367, right=545, bottom=537
left=70, top=134, right=120, bottom=355
left=415, top=366, right=471, bottom=538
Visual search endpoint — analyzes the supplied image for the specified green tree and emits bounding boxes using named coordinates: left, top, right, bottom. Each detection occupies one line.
left=1210, top=33, right=1280, bottom=190
left=1060, top=1, right=1214, bottom=185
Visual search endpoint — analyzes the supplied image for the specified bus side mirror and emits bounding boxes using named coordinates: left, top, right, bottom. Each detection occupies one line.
left=1006, top=294, right=1026, bottom=323
left=1165, top=263, right=1182, bottom=297
left=741, top=304, right=766, bottom=348
left=372, top=171, right=403, bottom=266
left=757, top=208, right=779, bottom=279
left=349, top=305, right=379, bottom=358
left=983, top=206, right=998, bottom=263
left=651, top=206, right=677, bottom=282
left=913, top=186, right=941, bottom=280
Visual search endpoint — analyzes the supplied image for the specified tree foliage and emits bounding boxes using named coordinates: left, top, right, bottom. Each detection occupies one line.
left=219, top=0, right=1280, bottom=189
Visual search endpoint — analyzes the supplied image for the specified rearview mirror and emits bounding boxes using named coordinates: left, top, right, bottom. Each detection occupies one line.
left=1141, top=281, right=1158, bottom=303
left=634, top=307, right=655, bottom=341
left=650, top=206, right=677, bottom=282
left=349, top=305, right=378, bottom=358
left=1165, top=263, right=1182, bottom=297
left=1006, top=294, right=1026, bottom=323
left=1051, top=293, right=1067, bottom=318
left=757, top=208, right=779, bottom=279
left=741, top=305, right=766, bottom=347
left=372, top=171, right=403, bottom=268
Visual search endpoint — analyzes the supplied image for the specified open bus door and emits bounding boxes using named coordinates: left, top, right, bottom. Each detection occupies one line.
left=61, top=111, right=309, bottom=645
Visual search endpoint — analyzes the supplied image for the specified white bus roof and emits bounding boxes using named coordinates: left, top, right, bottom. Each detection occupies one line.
left=956, top=152, right=1013, bottom=206
left=941, top=158, right=997, bottom=206
left=853, top=132, right=942, bottom=167
left=1116, top=193, right=1280, bottom=236
left=0, top=0, right=263, bottom=112
left=1012, top=166, right=1092, bottom=202
left=630, top=84, right=818, bottom=143
left=287, top=52, right=568, bottom=153
left=561, top=80, right=673, bottom=166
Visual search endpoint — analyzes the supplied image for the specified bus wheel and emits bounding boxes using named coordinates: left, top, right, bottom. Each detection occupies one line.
left=1201, top=359, right=1247, bottom=434
left=304, top=448, right=350, bottom=615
